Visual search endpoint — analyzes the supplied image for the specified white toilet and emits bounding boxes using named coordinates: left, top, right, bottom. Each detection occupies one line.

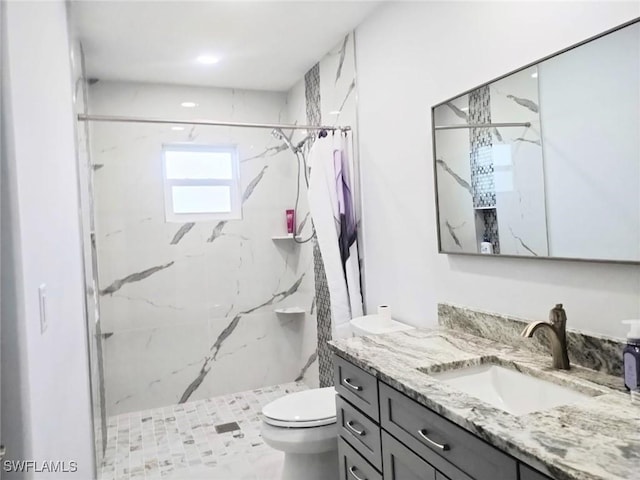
left=261, top=387, right=338, bottom=480
left=260, top=317, right=414, bottom=480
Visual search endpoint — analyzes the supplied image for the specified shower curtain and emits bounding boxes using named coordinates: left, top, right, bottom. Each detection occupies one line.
left=308, top=133, right=363, bottom=339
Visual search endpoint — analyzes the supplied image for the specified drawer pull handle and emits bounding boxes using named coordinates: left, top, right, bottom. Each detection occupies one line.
left=418, top=429, right=449, bottom=451
left=349, top=466, right=367, bottom=480
left=346, top=420, right=365, bottom=436
left=343, top=378, right=363, bottom=391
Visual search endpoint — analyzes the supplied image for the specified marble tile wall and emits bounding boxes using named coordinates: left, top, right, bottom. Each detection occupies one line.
left=490, top=66, right=549, bottom=257
left=434, top=95, right=479, bottom=252
left=434, top=67, right=549, bottom=256
left=90, top=82, right=319, bottom=416
left=89, top=32, right=359, bottom=416
left=303, top=62, right=334, bottom=389
left=287, top=33, right=360, bottom=387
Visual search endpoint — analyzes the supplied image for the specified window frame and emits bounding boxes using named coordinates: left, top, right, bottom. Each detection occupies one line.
left=161, top=143, right=242, bottom=223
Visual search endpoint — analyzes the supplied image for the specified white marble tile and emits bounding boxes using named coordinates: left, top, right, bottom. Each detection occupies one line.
left=433, top=95, right=478, bottom=252
left=490, top=66, right=548, bottom=256
left=100, top=382, right=307, bottom=480
left=104, top=306, right=318, bottom=415
left=91, top=82, right=320, bottom=416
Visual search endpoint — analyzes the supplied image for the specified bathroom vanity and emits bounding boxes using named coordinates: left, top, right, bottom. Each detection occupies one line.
left=333, top=355, right=549, bottom=480
left=329, top=312, right=639, bottom=480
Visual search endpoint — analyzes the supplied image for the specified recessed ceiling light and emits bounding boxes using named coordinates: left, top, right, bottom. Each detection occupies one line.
left=197, top=55, right=220, bottom=65
left=531, top=72, right=538, bottom=78
left=181, top=102, right=198, bottom=108
left=171, top=126, right=185, bottom=131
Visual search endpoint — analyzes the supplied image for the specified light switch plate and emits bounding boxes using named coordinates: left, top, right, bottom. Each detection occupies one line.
left=38, top=284, right=47, bottom=334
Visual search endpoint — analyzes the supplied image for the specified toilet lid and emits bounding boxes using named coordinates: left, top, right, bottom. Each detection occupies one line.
left=262, top=387, right=337, bottom=428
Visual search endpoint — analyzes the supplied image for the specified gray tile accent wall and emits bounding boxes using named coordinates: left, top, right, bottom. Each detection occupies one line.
left=481, top=208, right=500, bottom=254
left=469, top=85, right=500, bottom=252
left=313, top=242, right=334, bottom=387
left=305, top=63, right=334, bottom=387
left=469, top=86, right=495, bottom=209
left=305, top=63, right=321, bottom=129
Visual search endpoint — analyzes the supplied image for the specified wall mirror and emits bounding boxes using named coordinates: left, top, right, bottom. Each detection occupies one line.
left=432, top=19, right=640, bottom=263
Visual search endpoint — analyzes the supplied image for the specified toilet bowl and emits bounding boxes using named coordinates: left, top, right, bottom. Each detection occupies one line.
left=261, top=318, right=413, bottom=479
left=261, top=387, right=338, bottom=480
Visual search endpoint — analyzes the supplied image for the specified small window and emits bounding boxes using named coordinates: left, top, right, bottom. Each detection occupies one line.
left=162, top=145, right=241, bottom=222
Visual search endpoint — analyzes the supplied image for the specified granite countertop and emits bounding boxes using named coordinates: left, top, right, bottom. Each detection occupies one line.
left=329, top=328, right=640, bottom=480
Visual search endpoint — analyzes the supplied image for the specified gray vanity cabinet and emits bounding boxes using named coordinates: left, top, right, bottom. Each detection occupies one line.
left=379, top=382, right=517, bottom=480
left=333, top=355, right=554, bottom=480
left=337, top=395, right=383, bottom=470
left=382, top=431, right=437, bottom=480
left=520, top=465, right=553, bottom=480
left=334, top=355, right=380, bottom=421
left=339, top=436, right=383, bottom=480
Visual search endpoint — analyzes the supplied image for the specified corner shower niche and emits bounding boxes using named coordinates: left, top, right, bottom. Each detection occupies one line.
left=90, top=81, right=320, bottom=416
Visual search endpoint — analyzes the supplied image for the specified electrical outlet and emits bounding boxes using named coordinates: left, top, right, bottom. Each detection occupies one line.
left=38, top=284, right=47, bottom=334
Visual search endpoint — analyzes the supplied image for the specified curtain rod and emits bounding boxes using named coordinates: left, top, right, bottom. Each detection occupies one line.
left=77, top=114, right=351, bottom=132
left=434, top=122, right=531, bottom=130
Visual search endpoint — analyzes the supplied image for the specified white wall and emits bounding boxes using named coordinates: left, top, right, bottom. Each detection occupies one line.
left=540, top=23, right=640, bottom=261
left=1, top=1, right=95, bottom=477
left=356, top=1, right=640, bottom=338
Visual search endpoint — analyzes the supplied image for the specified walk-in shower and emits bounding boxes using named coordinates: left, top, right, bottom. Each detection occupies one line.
left=77, top=78, right=354, bottom=478
left=82, top=109, right=350, bottom=411
left=67, top=18, right=365, bottom=480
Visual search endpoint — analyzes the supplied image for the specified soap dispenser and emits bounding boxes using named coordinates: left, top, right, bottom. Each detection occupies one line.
left=622, top=320, right=640, bottom=391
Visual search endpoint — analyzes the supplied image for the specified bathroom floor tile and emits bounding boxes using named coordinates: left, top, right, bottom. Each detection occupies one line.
left=100, top=382, right=308, bottom=480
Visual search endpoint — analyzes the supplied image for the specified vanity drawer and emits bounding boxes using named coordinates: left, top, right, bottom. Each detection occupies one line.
left=337, top=395, right=382, bottom=470
left=379, top=382, right=517, bottom=480
left=338, top=436, right=382, bottom=480
left=334, top=355, right=379, bottom=421
left=382, top=430, right=437, bottom=480
left=520, top=464, right=554, bottom=480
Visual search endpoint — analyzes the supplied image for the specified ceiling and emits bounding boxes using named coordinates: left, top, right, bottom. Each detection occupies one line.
left=70, top=1, right=381, bottom=92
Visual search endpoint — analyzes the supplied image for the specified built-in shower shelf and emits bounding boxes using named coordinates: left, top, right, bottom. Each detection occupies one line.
left=271, top=235, right=303, bottom=241
left=274, top=307, right=306, bottom=315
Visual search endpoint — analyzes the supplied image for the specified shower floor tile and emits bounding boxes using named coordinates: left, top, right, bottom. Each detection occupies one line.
left=99, top=382, right=309, bottom=480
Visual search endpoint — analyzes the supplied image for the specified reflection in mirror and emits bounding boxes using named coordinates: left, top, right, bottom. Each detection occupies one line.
left=433, top=20, right=640, bottom=262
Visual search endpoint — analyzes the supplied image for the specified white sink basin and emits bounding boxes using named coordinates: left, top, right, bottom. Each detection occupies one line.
left=432, top=364, right=594, bottom=416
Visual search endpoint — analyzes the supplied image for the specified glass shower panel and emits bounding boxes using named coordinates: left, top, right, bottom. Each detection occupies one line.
left=88, top=83, right=318, bottom=419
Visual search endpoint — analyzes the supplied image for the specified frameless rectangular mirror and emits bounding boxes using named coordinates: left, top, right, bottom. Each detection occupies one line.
left=432, top=19, right=640, bottom=263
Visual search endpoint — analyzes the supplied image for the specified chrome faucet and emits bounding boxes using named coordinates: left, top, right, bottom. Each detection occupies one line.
left=521, top=304, right=571, bottom=370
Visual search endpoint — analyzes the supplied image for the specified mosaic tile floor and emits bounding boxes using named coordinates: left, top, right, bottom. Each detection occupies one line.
left=100, top=382, right=309, bottom=480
